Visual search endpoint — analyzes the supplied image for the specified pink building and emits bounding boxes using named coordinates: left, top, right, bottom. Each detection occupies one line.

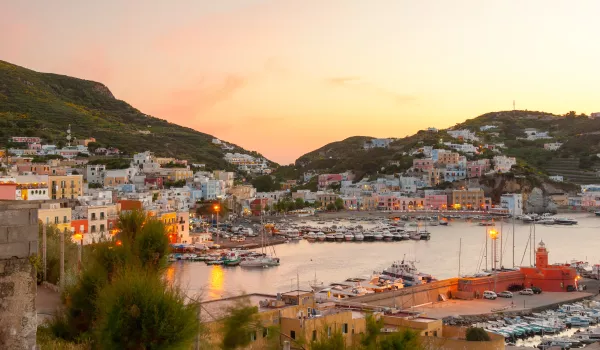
left=318, top=174, right=343, bottom=189
left=342, top=197, right=358, bottom=210
left=398, top=197, right=425, bottom=211
left=28, top=143, right=42, bottom=150
left=466, top=160, right=490, bottom=178
left=425, top=194, right=448, bottom=210
left=0, top=183, right=17, bottom=200
left=412, top=158, right=434, bottom=172
left=377, top=195, right=399, bottom=211
left=17, top=164, right=50, bottom=175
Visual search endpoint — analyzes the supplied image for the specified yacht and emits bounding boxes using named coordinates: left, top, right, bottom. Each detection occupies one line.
left=325, top=233, right=336, bottom=241
left=554, top=217, right=578, bottom=225
left=409, top=232, right=421, bottom=240
left=335, top=232, right=345, bottom=241
left=382, top=231, right=394, bottom=241
left=381, top=258, right=435, bottom=286
left=344, top=233, right=354, bottom=241
left=363, top=232, right=374, bottom=241
left=305, top=232, right=316, bottom=241
left=373, top=233, right=383, bottom=241
left=537, top=218, right=555, bottom=225
left=354, top=233, right=364, bottom=241
left=316, top=232, right=326, bottom=241
left=240, top=256, right=280, bottom=268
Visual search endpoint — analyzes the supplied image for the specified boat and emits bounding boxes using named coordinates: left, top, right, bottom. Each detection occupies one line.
left=309, top=271, right=326, bottom=292
left=537, top=218, right=555, bottom=225
left=382, top=231, right=394, bottom=241
left=354, top=233, right=364, bottom=241
left=596, top=211, right=600, bottom=217
left=373, top=233, right=383, bottom=241
left=335, top=233, right=345, bottom=241
left=420, top=232, right=431, bottom=240
left=240, top=256, right=280, bottom=268
left=363, top=232, right=374, bottom=241
left=554, top=217, right=578, bottom=225
left=344, top=233, right=354, bottom=241
left=381, top=257, right=435, bottom=286
left=439, top=220, right=448, bottom=226
left=479, top=221, right=494, bottom=226
left=305, top=232, right=316, bottom=240
left=325, top=233, right=336, bottom=241
left=223, top=251, right=241, bottom=266
left=409, top=232, right=421, bottom=240
left=316, top=232, right=326, bottom=241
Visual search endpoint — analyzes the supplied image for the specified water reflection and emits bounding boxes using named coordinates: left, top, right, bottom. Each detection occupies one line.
left=208, top=266, right=225, bottom=299
left=165, top=265, right=175, bottom=285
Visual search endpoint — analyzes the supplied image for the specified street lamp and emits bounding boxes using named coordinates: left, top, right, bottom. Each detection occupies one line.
left=213, top=204, right=221, bottom=243
left=72, top=231, right=83, bottom=273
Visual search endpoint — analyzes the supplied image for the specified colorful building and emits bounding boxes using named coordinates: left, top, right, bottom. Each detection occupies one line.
left=451, top=188, right=485, bottom=210
left=49, top=174, right=83, bottom=199
left=38, top=202, right=72, bottom=233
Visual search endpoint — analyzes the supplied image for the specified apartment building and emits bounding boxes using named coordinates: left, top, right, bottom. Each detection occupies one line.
left=49, top=174, right=83, bottom=199
left=451, top=188, right=485, bottom=210
left=38, top=202, right=72, bottom=233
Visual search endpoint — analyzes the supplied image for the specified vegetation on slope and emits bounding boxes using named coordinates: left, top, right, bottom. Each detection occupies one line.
left=0, top=60, right=274, bottom=169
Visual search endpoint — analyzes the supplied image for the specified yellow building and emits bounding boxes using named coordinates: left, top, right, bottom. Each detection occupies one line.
left=49, top=174, right=83, bottom=200
left=202, top=291, right=366, bottom=350
left=451, top=188, right=485, bottom=210
left=164, top=168, right=193, bottom=182
left=158, top=211, right=178, bottom=243
left=38, top=202, right=72, bottom=233
left=437, top=151, right=460, bottom=165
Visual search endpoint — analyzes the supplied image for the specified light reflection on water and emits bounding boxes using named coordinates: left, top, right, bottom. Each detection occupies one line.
left=171, top=213, right=600, bottom=300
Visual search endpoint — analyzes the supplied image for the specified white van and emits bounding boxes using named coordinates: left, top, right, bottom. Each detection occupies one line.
left=483, top=291, right=497, bottom=300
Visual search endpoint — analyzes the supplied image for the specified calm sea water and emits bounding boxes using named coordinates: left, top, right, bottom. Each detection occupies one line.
left=169, top=213, right=600, bottom=301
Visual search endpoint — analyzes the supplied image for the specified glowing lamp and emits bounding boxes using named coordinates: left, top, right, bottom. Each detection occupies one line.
left=72, top=233, right=83, bottom=241
left=489, top=229, right=498, bottom=239
left=115, top=240, right=123, bottom=246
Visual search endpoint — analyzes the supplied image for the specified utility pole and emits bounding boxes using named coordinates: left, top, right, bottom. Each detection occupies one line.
left=458, top=238, right=462, bottom=277
left=42, top=224, right=47, bottom=282
left=512, top=215, right=516, bottom=268
left=60, top=227, right=65, bottom=290
left=485, top=227, right=488, bottom=271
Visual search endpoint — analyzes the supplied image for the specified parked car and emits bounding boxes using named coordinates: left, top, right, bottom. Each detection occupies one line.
left=483, top=291, right=497, bottom=300
left=498, top=291, right=513, bottom=298
left=532, top=286, right=542, bottom=294
left=519, top=288, right=534, bottom=295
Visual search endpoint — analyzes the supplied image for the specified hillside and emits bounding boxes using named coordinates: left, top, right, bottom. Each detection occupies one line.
left=292, top=110, right=600, bottom=185
left=0, top=60, right=273, bottom=169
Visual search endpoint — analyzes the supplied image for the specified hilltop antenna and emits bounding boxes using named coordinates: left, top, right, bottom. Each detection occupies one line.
left=513, top=100, right=516, bottom=111
left=66, top=124, right=72, bottom=147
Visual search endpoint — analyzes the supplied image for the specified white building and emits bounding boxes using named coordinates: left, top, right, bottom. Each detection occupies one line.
left=549, top=175, right=564, bottom=182
left=444, top=142, right=478, bottom=154
left=177, top=211, right=190, bottom=244
left=544, top=142, right=563, bottom=151
left=493, top=155, right=517, bottom=173
left=427, top=127, right=438, bottom=132
left=523, top=128, right=552, bottom=140
left=448, top=129, right=479, bottom=142
left=480, top=125, right=496, bottom=131
left=132, top=151, right=161, bottom=172
left=500, top=193, right=523, bottom=216
left=86, top=164, right=106, bottom=184
left=212, top=138, right=222, bottom=144
left=364, top=138, right=392, bottom=149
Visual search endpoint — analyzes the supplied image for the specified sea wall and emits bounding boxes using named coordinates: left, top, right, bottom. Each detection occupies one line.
left=352, top=278, right=459, bottom=309
left=0, top=202, right=39, bottom=350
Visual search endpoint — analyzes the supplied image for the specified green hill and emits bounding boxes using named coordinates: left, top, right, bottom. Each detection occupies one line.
left=0, top=60, right=274, bottom=169
left=291, top=110, right=600, bottom=184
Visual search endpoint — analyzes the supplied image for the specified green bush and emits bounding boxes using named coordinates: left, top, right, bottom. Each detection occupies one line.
left=95, top=269, right=199, bottom=350
left=465, top=327, right=490, bottom=341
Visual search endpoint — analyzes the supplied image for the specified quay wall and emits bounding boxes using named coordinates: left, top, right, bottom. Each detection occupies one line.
left=0, top=202, right=39, bottom=350
left=351, top=278, right=459, bottom=309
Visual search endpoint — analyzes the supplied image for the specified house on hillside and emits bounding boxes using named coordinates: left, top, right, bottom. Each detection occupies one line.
left=363, top=138, right=392, bottom=149
left=544, top=142, right=563, bottom=151
left=523, top=128, right=552, bottom=141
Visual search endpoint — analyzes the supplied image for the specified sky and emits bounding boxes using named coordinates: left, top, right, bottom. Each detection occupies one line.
left=2, top=0, right=600, bottom=164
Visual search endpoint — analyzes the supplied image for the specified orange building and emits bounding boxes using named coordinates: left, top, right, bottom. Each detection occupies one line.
left=118, top=200, right=143, bottom=212
left=71, top=219, right=89, bottom=234
left=458, top=241, right=578, bottom=295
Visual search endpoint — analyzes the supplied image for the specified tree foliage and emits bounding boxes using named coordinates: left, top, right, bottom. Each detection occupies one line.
left=465, top=327, right=490, bottom=341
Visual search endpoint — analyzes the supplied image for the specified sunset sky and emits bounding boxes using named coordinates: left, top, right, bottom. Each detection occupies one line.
left=2, top=0, right=600, bottom=164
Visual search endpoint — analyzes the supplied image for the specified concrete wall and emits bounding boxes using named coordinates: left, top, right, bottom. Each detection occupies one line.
left=419, top=325, right=505, bottom=350
left=352, top=278, right=459, bottom=310
left=0, top=202, right=39, bottom=350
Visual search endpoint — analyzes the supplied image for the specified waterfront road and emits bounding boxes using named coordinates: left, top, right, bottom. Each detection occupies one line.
left=368, top=278, right=600, bottom=319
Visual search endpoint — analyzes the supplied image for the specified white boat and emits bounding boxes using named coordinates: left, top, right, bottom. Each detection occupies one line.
left=325, top=233, right=336, bottom=241
left=354, top=233, right=364, bottom=241
left=335, top=233, right=345, bottom=241
left=240, top=256, right=280, bottom=268
left=554, top=217, right=578, bottom=225
left=409, top=232, right=421, bottom=240
left=537, top=218, right=555, bottom=225
left=381, top=258, right=435, bottom=286
left=373, top=233, right=383, bottom=240
left=363, top=232, right=374, bottom=241
left=305, top=232, right=316, bottom=240
left=344, top=233, right=354, bottom=241
left=316, top=232, right=326, bottom=241
left=382, top=231, right=394, bottom=241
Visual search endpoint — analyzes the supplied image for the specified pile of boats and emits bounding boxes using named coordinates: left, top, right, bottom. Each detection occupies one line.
left=519, top=213, right=578, bottom=225
left=303, top=227, right=431, bottom=242
left=168, top=250, right=280, bottom=268
left=480, top=301, right=600, bottom=348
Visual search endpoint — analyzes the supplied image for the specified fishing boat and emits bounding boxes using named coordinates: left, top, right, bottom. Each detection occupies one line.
left=316, top=232, right=326, bottom=241
left=223, top=251, right=241, bottom=266
left=344, top=233, right=354, bottom=241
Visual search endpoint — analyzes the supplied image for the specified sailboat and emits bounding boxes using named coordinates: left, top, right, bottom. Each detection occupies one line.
left=309, top=271, right=326, bottom=292
left=240, top=212, right=280, bottom=268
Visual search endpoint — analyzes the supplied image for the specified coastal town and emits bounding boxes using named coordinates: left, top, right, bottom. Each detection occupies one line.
left=2, top=126, right=600, bottom=349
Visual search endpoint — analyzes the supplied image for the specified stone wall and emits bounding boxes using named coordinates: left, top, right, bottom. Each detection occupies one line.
left=0, top=202, right=39, bottom=350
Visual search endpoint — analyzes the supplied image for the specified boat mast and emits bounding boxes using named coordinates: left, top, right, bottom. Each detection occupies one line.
left=533, top=221, right=536, bottom=267
left=512, top=214, right=515, bottom=268
left=458, top=237, right=462, bottom=277
left=500, top=219, right=503, bottom=268
left=485, top=225, right=488, bottom=271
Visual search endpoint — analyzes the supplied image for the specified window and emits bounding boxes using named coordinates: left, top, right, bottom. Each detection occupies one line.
left=262, top=328, right=268, bottom=338
left=312, top=330, right=317, bottom=341
left=91, top=225, right=96, bottom=233
left=433, top=331, right=438, bottom=337
left=100, top=212, right=105, bottom=220
left=54, top=217, right=59, bottom=224
left=290, top=330, right=296, bottom=340
left=181, top=225, right=184, bottom=231
left=250, top=331, right=256, bottom=342
left=63, top=216, right=67, bottom=223
left=100, top=224, right=105, bottom=232
left=342, top=323, right=348, bottom=334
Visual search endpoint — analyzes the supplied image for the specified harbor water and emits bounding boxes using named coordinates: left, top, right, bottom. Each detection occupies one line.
left=169, top=213, right=600, bottom=300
